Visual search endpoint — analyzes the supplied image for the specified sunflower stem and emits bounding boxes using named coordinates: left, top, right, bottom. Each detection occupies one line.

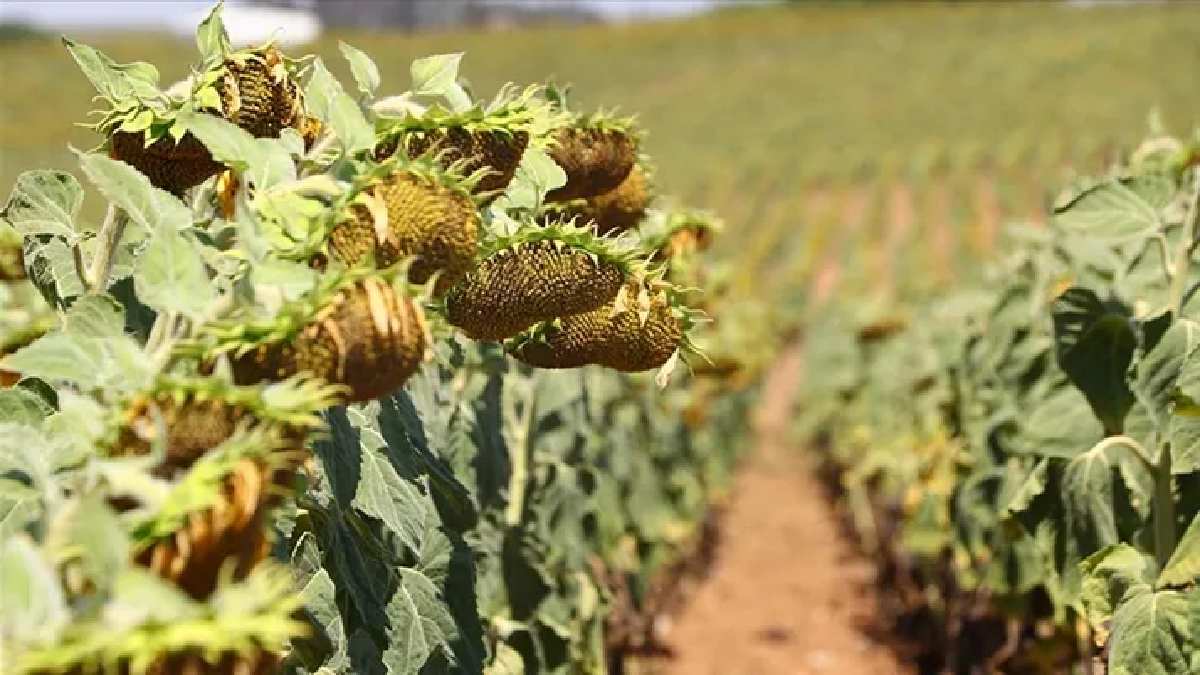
left=1153, top=170, right=1200, bottom=567
left=87, top=204, right=129, bottom=293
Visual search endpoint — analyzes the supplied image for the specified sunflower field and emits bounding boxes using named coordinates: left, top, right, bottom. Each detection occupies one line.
left=3, top=2, right=1200, bottom=674
left=0, top=4, right=757, bottom=673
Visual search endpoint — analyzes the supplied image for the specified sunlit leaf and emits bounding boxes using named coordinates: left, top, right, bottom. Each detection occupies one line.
left=133, top=229, right=216, bottom=320
left=1079, top=543, right=1155, bottom=638
left=76, top=151, right=191, bottom=235
left=410, top=53, right=471, bottom=112
left=0, top=535, right=67, bottom=646
left=1108, top=587, right=1193, bottom=675
left=178, top=112, right=295, bottom=190
left=195, top=0, right=231, bottom=64
left=305, top=59, right=374, bottom=155
left=339, top=41, right=381, bottom=98
left=62, top=37, right=160, bottom=102
left=1160, top=512, right=1200, bottom=587
left=63, top=294, right=124, bottom=338
left=1054, top=178, right=1162, bottom=243
left=1, top=170, right=84, bottom=242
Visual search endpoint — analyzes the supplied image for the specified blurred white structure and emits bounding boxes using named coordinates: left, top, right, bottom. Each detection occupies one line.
left=0, top=1, right=321, bottom=46
left=0, top=0, right=719, bottom=36
left=173, top=3, right=321, bottom=47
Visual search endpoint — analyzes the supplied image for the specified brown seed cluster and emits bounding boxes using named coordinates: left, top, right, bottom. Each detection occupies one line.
left=510, top=282, right=682, bottom=372
left=328, top=171, right=479, bottom=294
left=137, top=457, right=288, bottom=600
left=218, top=49, right=300, bottom=139
left=660, top=227, right=714, bottom=259
left=552, top=164, right=650, bottom=236
left=50, top=647, right=281, bottom=675
left=0, top=244, right=26, bottom=281
left=378, top=127, right=529, bottom=199
left=547, top=127, right=636, bottom=202
left=114, top=395, right=246, bottom=475
left=107, top=389, right=311, bottom=600
left=143, top=650, right=279, bottom=675
left=232, top=277, right=426, bottom=402
left=109, top=48, right=300, bottom=195
left=582, top=164, right=650, bottom=235
left=445, top=241, right=625, bottom=341
left=109, top=131, right=225, bottom=195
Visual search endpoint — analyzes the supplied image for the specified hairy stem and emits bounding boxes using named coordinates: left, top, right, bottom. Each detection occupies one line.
left=504, top=376, right=538, bottom=528
left=87, top=205, right=129, bottom=293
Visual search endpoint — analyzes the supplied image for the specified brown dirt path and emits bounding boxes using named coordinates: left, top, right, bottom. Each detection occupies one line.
left=654, top=348, right=911, bottom=675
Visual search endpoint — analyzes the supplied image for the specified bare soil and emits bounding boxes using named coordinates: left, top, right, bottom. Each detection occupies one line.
left=809, top=185, right=874, bottom=306
left=927, top=182, right=955, bottom=286
left=973, top=175, right=1001, bottom=255
left=652, top=349, right=912, bottom=675
left=873, top=183, right=915, bottom=301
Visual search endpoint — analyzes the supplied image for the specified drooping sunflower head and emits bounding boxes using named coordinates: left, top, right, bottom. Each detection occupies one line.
left=191, top=266, right=429, bottom=402
left=442, top=215, right=645, bottom=341
left=375, top=84, right=569, bottom=200
left=324, top=153, right=484, bottom=293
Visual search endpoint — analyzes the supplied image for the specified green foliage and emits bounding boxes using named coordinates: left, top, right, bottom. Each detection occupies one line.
left=795, top=129, right=1200, bottom=670
left=0, top=4, right=749, bottom=674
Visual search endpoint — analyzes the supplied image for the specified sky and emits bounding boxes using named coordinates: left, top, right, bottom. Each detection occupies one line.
left=0, top=1, right=719, bottom=31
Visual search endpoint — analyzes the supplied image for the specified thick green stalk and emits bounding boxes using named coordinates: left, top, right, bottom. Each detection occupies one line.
left=1153, top=444, right=1176, bottom=567
left=1155, top=170, right=1200, bottom=566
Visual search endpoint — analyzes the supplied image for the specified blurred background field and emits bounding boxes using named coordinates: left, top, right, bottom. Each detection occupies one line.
left=2, top=2, right=1199, bottom=299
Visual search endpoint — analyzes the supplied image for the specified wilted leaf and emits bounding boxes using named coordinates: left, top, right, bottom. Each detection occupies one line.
left=1130, top=315, right=1198, bottom=431
left=1061, top=437, right=1148, bottom=554
left=1053, top=287, right=1136, bottom=434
